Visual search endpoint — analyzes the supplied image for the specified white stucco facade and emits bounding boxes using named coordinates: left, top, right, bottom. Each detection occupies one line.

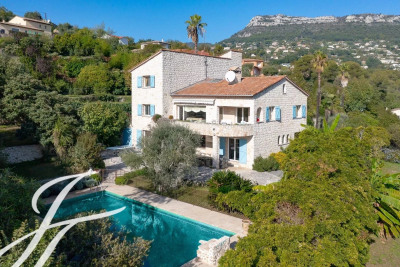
left=0, top=15, right=52, bottom=36
left=131, top=49, right=307, bottom=169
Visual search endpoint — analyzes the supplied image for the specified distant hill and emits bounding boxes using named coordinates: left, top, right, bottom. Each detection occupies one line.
left=222, top=14, right=400, bottom=44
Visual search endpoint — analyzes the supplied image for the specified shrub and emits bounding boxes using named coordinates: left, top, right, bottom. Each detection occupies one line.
left=69, top=132, right=105, bottom=172
left=83, top=178, right=97, bottom=188
left=152, top=114, right=162, bottom=123
left=252, top=155, right=280, bottom=172
left=115, top=176, right=130, bottom=185
left=90, top=173, right=102, bottom=183
left=207, top=170, right=253, bottom=202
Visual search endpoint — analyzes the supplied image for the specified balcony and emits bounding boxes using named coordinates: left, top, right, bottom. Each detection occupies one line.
left=174, top=120, right=253, bottom=137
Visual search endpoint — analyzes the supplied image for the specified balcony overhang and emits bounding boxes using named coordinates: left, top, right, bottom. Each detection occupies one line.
left=173, top=99, right=215, bottom=105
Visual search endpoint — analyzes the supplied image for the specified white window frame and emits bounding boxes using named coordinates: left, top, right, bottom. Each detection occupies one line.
left=269, top=106, right=276, bottom=121
left=142, top=75, right=151, bottom=88
left=237, top=107, right=249, bottom=123
left=296, top=105, right=302, bottom=119
left=143, top=104, right=151, bottom=116
left=283, top=84, right=287, bottom=94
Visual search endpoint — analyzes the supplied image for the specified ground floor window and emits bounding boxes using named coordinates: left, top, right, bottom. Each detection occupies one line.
left=229, top=138, right=240, bottom=160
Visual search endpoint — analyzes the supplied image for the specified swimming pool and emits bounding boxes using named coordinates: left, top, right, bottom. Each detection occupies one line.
left=54, top=191, right=234, bottom=267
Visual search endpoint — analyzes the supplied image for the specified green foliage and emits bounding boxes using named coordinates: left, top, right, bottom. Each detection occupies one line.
left=122, top=121, right=200, bottom=193
left=213, top=44, right=224, bottom=56
left=0, top=170, right=41, bottom=237
left=24, top=11, right=42, bottom=20
left=90, top=173, right=102, bottom=183
left=344, top=78, right=380, bottom=112
left=64, top=56, right=87, bottom=77
left=262, top=65, right=279, bottom=76
left=80, top=102, right=127, bottom=146
left=242, top=63, right=253, bottom=77
left=252, top=155, right=280, bottom=172
left=207, top=170, right=253, bottom=201
left=69, top=132, right=104, bottom=172
left=0, top=6, right=14, bottom=22
left=114, top=168, right=148, bottom=186
left=75, top=64, right=112, bottom=95
left=218, top=179, right=377, bottom=266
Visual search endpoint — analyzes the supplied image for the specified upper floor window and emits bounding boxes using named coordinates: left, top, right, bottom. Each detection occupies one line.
left=45, top=25, right=47, bottom=29
left=137, top=75, right=155, bottom=88
left=293, top=105, right=306, bottom=119
left=0, top=29, right=5, bottom=34
left=266, top=106, right=281, bottom=122
left=137, top=104, right=155, bottom=116
left=283, top=84, right=287, bottom=94
left=237, top=107, right=249, bottom=123
left=39, top=25, right=42, bottom=28
left=143, top=104, right=151, bottom=116
left=256, top=107, right=263, bottom=123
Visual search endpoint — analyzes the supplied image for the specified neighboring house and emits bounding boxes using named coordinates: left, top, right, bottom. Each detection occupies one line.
left=242, top=58, right=264, bottom=76
left=392, top=108, right=400, bottom=119
left=102, top=34, right=129, bottom=45
left=140, top=40, right=170, bottom=50
left=130, top=49, right=308, bottom=169
left=0, top=15, right=52, bottom=36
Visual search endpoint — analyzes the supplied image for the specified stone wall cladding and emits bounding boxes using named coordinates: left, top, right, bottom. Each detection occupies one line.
left=131, top=50, right=242, bottom=147
left=197, top=236, right=231, bottom=266
left=253, top=79, right=307, bottom=158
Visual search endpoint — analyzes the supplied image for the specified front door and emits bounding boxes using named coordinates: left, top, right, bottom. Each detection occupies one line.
left=229, top=138, right=240, bottom=160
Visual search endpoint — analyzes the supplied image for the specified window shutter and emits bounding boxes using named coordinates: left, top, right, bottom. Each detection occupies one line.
left=136, top=130, right=142, bottom=147
left=302, top=105, right=306, bottom=118
left=150, top=76, right=155, bottom=88
left=150, top=105, right=155, bottom=116
left=239, top=139, right=247, bottom=164
left=137, top=76, right=142, bottom=88
left=293, top=106, right=296, bottom=119
left=266, top=107, right=270, bottom=122
left=137, top=104, right=142, bottom=116
left=276, top=106, right=281, bottom=121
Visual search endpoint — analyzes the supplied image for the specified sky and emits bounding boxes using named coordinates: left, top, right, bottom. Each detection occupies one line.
left=3, top=0, right=400, bottom=43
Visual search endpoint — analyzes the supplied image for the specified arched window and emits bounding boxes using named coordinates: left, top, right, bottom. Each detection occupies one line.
left=278, top=136, right=281, bottom=145
left=256, top=107, right=262, bottom=123
left=282, top=135, right=286, bottom=144
left=287, top=134, right=290, bottom=144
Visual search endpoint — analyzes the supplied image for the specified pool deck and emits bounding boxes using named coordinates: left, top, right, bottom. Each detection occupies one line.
left=44, top=182, right=244, bottom=235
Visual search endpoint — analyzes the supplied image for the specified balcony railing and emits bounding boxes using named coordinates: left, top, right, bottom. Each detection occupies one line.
left=175, top=120, right=254, bottom=137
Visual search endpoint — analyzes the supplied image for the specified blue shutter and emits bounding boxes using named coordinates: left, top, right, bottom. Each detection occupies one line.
left=137, top=104, right=142, bottom=116
left=137, top=76, right=142, bottom=88
left=239, top=139, right=247, bottom=164
left=150, top=76, right=155, bottom=88
left=302, top=105, right=306, bottom=118
left=293, top=105, right=297, bottom=119
left=150, top=105, right=155, bottom=116
left=136, top=130, right=142, bottom=147
left=219, top=137, right=226, bottom=156
left=276, top=106, right=281, bottom=121
left=266, top=107, right=270, bottom=122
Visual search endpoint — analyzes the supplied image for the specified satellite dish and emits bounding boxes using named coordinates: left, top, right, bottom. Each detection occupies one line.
left=225, top=71, right=236, bottom=83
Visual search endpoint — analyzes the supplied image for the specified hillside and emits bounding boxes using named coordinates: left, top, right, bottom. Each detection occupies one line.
left=221, top=14, right=400, bottom=68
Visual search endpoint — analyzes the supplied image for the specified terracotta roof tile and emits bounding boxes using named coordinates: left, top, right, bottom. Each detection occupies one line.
left=172, top=76, right=288, bottom=97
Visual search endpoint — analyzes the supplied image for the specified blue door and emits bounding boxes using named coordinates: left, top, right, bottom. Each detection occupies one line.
left=122, top=128, right=133, bottom=146
left=239, top=139, right=247, bottom=164
left=219, top=137, right=226, bottom=156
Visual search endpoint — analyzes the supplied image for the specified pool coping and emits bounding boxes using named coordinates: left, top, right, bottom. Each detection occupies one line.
left=43, top=183, right=244, bottom=235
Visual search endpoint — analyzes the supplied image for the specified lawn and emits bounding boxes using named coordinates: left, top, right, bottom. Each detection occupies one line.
left=380, top=161, right=400, bottom=175
left=0, top=125, right=36, bottom=147
left=9, top=158, right=69, bottom=181
left=368, top=237, right=400, bottom=267
left=128, top=175, right=245, bottom=219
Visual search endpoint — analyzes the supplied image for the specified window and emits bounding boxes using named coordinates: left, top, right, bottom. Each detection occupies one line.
left=293, top=105, right=302, bottom=119
left=11, top=28, right=19, bottom=32
left=256, top=107, right=262, bottom=123
left=237, top=108, right=249, bottom=123
left=200, top=135, right=206, bottom=148
left=267, top=106, right=276, bottom=121
left=45, top=25, right=47, bottom=29
left=39, top=25, right=42, bottom=28
left=142, top=76, right=151, bottom=87
left=182, top=106, right=206, bottom=122
left=287, top=134, right=290, bottom=144
left=0, top=29, right=4, bottom=34
left=143, top=104, right=151, bottom=116
left=282, top=135, right=286, bottom=144
left=278, top=136, right=281, bottom=145
left=229, top=138, right=240, bottom=160
left=283, top=84, right=287, bottom=94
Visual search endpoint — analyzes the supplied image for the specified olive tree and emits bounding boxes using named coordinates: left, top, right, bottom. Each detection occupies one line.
left=122, top=120, right=200, bottom=193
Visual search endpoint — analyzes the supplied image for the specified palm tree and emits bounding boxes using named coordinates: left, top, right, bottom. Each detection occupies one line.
left=185, top=14, right=207, bottom=53
left=338, top=63, right=350, bottom=106
left=312, top=51, right=327, bottom=128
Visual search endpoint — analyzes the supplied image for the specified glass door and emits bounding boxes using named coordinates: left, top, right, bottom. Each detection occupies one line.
left=229, top=138, right=240, bottom=160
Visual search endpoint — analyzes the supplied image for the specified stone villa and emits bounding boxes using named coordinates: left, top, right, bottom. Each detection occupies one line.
left=0, top=15, right=52, bottom=37
left=130, top=49, right=308, bottom=169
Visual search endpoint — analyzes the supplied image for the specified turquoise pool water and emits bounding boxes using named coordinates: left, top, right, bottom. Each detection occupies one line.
left=54, top=191, right=234, bottom=267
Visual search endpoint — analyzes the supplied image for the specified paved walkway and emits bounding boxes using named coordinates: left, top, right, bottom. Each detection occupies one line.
left=227, top=167, right=283, bottom=185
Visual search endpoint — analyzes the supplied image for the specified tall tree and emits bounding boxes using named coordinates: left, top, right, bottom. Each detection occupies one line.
left=312, top=51, right=327, bottom=128
left=24, top=11, right=42, bottom=20
left=338, top=63, right=350, bottom=106
left=0, top=6, right=14, bottom=22
left=185, top=14, right=207, bottom=53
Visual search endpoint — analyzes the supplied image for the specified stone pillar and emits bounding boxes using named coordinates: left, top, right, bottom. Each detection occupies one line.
left=212, top=135, right=220, bottom=169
